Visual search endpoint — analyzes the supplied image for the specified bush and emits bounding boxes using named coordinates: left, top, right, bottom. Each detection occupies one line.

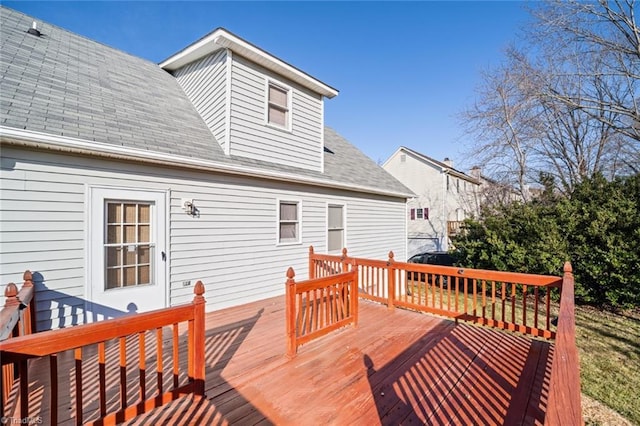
left=453, top=173, right=640, bottom=310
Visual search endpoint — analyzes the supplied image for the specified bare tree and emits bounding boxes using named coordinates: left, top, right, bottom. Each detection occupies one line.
left=463, top=59, right=537, bottom=201
left=531, top=0, right=640, bottom=142
left=461, top=0, right=639, bottom=196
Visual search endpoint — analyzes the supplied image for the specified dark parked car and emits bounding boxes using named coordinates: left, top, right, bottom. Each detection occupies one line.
left=407, top=251, right=456, bottom=283
left=408, top=252, right=455, bottom=267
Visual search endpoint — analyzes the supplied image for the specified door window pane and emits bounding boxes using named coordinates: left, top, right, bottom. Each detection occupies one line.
left=105, top=201, right=154, bottom=290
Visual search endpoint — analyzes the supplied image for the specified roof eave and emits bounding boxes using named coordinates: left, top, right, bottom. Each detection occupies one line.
left=159, top=28, right=338, bottom=99
left=0, top=127, right=410, bottom=199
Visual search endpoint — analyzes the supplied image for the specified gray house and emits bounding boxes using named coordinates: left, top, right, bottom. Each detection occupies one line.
left=0, top=7, right=412, bottom=330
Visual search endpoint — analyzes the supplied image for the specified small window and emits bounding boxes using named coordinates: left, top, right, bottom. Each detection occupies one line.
left=267, top=82, right=290, bottom=129
left=278, top=200, right=300, bottom=244
left=328, top=204, right=344, bottom=252
left=400, top=154, right=406, bottom=163
left=416, top=208, right=423, bottom=219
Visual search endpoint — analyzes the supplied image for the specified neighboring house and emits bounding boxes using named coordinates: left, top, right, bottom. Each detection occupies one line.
left=383, top=147, right=480, bottom=255
left=469, top=166, right=526, bottom=208
left=0, top=7, right=412, bottom=330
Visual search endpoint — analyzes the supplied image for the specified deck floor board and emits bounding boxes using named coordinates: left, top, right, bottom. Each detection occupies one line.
left=3, top=296, right=553, bottom=425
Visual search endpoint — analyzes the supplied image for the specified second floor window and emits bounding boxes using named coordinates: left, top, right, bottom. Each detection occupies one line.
left=267, top=82, right=290, bottom=129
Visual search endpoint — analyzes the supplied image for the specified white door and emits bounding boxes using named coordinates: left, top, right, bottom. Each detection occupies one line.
left=88, top=187, right=167, bottom=320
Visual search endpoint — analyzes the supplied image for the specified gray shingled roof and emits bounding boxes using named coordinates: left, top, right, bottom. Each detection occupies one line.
left=0, top=6, right=411, bottom=197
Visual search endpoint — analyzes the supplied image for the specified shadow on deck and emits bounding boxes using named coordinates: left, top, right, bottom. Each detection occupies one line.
left=128, top=296, right=552, bottom=425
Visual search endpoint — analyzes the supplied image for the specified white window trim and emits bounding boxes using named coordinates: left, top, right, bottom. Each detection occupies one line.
left=85, top=185, right=169, bottom=313
left=326, top=202, right=347, bottom=254
left=276, top=198, right=302, bottom=246
left=264, top=78, right=293, bottom=132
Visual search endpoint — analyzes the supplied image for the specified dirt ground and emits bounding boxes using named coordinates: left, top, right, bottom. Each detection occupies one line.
left=582, top=394, right=633, bottom=426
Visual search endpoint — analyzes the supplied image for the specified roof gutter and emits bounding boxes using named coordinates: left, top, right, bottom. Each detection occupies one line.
left=0, top=127, right=412, bottom=199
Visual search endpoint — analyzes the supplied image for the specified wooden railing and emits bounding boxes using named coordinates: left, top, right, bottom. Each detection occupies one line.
left=309, top=247, right=562, bottom=339
left=1, top=271, right=36, bottom=409
left=286, top=265, right=358, bottom=357
left=545, top=262, right=583, bottom=425
left=0, top=282, right=206, bottom=425
left=447, top=220, right=464, bottom=236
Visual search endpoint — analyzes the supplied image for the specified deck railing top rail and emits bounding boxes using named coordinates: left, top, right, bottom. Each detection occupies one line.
left=544, top=262, right=583, bottom=425
left=1, top=282, right=206, bottom=425
left=309, top=246, right=562, bottom=339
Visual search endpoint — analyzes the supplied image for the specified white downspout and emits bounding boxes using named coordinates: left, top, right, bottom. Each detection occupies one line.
left=442, top=170, right=447, bottom=251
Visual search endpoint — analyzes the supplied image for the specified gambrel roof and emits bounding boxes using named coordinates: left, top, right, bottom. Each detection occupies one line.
left=0, top=7, right=411, bottom=198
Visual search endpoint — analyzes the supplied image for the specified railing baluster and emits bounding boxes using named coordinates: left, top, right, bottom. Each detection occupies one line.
left=19, top=359, right=28, bottom=421
left=74, top=347, right=82, bottom=426
left=304, top=290, right=312, bottom=334
left=546, top=288, right=552, bottom=332
left=463, top=277, right=468, bottom=317
left=511, top=283, right=516, bottom=325
left=501, top=282, right=506, bottom=323
left=473, top=279, right=477, bottom=316
left=172, top=325, right=179, bottom=389
left=156, top=328, right=163, bottom=397
left=120, top=336, right=127, bottom=410
left=296, top=293, right=303, bottom=335
left=50, top=354, right=58, bottom=424
left=522, top=284, right=528, bottom=327
left=139, top=332, right=146, bottom=403
left=491, top=281, right=496, bottom=320
left=481, top=280, right=487, bottom=320
left=98, top=341, right=106, bottom=417
left=534, top=287, right=539, bottom=330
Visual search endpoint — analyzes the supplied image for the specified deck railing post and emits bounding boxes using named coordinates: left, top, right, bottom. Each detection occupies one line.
left=351, top=263, right=359, bottom=327
left=22, top=271, right=35, bottom=335
left=285, top=268, right=297, bottom=358
left=387, top=251, right=395, bottom=310
left=545, top=261, right=582, bottom=425
left=308, top=246, right=315, bottom=279
left=192, top=281, right=206, bottom=396
left=341, top=248, right=349, bottom=272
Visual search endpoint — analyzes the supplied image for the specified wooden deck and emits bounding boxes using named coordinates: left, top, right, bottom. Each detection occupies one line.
left=5, top=296, right=553, bottom=425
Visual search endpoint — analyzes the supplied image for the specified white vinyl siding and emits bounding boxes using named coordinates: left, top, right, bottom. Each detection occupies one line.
left=229, top=56, right=323, bottom=171
left=173, top=50, right=229, bottom=152
left=0, top=147, right=406, bottom=330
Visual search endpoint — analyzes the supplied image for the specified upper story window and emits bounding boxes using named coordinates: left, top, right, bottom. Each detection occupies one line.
left=267, top=81, right=291, bottom=130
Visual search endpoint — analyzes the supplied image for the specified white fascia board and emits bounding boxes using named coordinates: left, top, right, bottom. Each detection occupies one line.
left=380, top=146, right=406, bottom=168
left=160, top=28, right=338, bottom=99
left=0, top=127, right=411, bottom=199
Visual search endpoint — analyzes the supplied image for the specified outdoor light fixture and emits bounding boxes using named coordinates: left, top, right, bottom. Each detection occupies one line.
left=181, top=199, right=198, bottom=216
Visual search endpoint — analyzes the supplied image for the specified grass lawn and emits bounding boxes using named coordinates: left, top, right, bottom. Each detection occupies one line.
left=575, top=305, right=640, bottom=425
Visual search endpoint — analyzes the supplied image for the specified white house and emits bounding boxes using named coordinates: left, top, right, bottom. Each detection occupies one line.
left=383, top=147, right=480, bottom=255
left=0, top=7, right=412, bottom=330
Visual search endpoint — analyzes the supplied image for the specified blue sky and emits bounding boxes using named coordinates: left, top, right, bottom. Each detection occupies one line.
left=5, top=1, right=532, bottom=172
